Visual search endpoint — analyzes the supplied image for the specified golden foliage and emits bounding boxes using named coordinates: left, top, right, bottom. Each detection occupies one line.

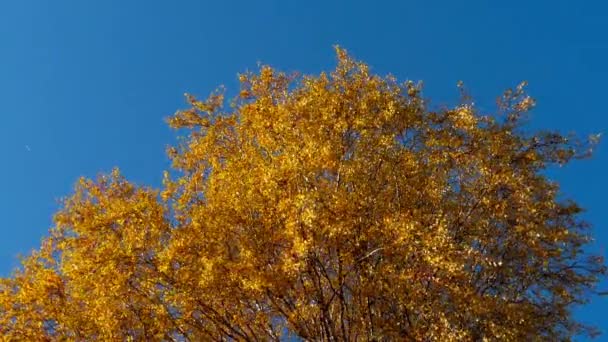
left=1, top=48, right=605, bottom=341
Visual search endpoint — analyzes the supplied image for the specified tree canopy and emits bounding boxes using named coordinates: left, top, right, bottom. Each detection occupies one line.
left=0, top=48, right=605, bottom=341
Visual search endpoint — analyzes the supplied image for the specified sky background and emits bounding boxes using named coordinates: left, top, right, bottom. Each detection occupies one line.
left=0, top=0, right=606, bottom=338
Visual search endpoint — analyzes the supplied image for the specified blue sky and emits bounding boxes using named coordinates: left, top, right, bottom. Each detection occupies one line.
left=0, top=0, right=606, bottom=338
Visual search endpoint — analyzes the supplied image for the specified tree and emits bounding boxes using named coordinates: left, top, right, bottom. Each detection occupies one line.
left=0, top=48, right=605, bottom=341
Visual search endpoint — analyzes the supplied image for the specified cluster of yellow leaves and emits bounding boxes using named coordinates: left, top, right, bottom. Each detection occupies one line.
left=0, top=48, right=605, bottom=341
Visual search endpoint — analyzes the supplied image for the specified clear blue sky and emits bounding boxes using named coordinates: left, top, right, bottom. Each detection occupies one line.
left=1, top=0, right=606, bottom=338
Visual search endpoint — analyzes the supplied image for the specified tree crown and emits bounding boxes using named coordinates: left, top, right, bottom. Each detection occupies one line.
left=1, top=48, right=605, bottom=341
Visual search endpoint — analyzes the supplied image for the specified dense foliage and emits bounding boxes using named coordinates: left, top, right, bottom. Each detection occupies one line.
left=1, top=49, right=605, bottom=341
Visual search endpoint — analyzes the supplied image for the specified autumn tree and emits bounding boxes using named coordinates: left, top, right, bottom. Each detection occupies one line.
left=0, top=48, right=605, bottom=341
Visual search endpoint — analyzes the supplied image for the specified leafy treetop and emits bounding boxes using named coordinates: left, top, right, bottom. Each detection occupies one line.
left=0, top=48, right=605, bottom=341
